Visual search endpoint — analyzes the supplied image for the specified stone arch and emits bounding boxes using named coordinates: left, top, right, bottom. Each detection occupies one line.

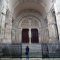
left=12, top=9, right=49, bottom=43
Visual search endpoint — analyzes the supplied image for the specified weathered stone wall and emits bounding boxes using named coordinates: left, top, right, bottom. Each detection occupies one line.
left=0, top=0, right=59, bottom=44
left=0, top=0, right=12, bottom=43
left=54, top=0, right=60, bottom=42
left=47, top=8, right=58, bottom=43
left=4, top=9, right=12, bottom=43
left=0, top=0, right=8, bottom=43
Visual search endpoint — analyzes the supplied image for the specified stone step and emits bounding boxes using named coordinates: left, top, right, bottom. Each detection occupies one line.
left=22, top=44, right=42, bottom=52
left=22, top=44, right=42, bottom=57
left=0, top=58, right=60, bottom=60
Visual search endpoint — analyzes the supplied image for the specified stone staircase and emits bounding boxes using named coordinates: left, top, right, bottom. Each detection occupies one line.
left=22, top=44, right=42, bottom=58
left=0, top=43, right=60, bottom=58
left=0, top=44, right=22, bottom=58
left=22, top=43, right=60, bottom=58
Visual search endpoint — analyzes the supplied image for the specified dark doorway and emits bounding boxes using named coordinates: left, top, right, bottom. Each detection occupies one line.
left=31, top=29, right=39, bottom=43
left=22, top=29, right=29, bottom=43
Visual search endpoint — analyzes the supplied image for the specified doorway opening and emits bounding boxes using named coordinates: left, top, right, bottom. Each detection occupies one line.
left=22, top=29, right=39, bottom=43
left=31, top=29, right=39, bottom=43
left=22, top=29, right=29, bottom=43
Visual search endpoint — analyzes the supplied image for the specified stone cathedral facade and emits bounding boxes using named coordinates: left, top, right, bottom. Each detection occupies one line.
left=0, top=0, right=59, bottom=44
left=0, top=0, right=60, bottom=58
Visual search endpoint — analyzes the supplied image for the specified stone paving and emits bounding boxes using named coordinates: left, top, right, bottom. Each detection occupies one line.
left=0, top=58, right=60, bottom=60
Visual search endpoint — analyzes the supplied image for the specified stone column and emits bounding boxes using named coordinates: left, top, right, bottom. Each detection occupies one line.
left=38, top=28, right=41, bottom=43
left=29, top=28, right=31, bottom=44
left=41, top=18, right=49, bottom=43
left=11, top=29, right=16, bottom=43
left=15, top=28, right=22, bottom=43
left=18, top=28, right=22, bottom=43
left=47, top=9, right=58, bottom=43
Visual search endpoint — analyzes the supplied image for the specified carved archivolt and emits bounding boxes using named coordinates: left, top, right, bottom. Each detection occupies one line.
left=12, top=9, right=43, bottom=29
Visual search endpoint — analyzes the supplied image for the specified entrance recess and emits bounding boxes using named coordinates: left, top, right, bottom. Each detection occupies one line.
left=22, top=29, right=39, bottom=43
left=22, top=29, right=29, bottom=43
left=31, top=29, right=39, bottom=43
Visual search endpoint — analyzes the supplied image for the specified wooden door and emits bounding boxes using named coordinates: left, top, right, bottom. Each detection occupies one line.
left=31, top=29, right=39, bottom=43
left=22, top=29, right=29, bottom=43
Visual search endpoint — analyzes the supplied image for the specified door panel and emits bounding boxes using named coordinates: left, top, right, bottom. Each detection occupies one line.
left=31, top=29, right=39, bottom=43
left=22, top=29, right=29, bottom=43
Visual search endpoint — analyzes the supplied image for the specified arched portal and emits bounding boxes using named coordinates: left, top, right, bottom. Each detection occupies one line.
left=12, top=9, right=49, bottom=44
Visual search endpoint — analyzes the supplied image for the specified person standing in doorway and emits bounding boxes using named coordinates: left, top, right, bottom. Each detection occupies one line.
left=25, top=46, right=29, bottom=60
